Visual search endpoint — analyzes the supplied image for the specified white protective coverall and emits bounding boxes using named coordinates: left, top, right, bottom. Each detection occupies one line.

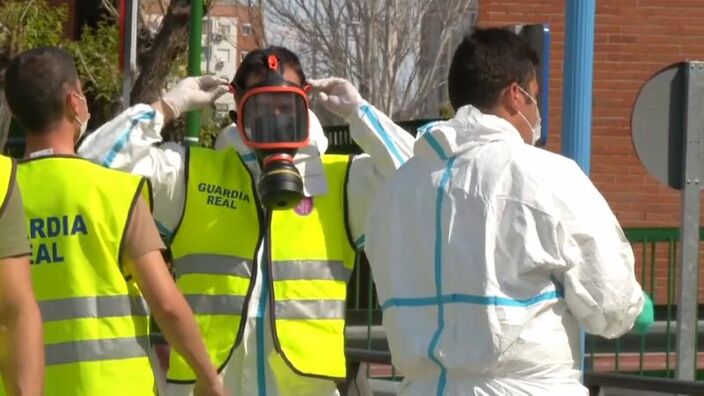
left=364, top=105, right=645, bottom=396
left=78, top=100, right=413, bottom=396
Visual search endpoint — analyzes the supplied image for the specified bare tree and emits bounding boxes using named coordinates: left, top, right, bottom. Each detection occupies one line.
left=131, top=0, right=196, bottom=104
left=265, top=0, right=475, bottom=120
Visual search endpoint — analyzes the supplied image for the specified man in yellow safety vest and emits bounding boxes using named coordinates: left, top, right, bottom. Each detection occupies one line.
left=4, top=46, right=224, bottom=396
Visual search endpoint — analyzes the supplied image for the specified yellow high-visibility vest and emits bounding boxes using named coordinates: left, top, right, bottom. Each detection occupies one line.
left=14, top=156, right=155, bottom=396
left=0, top=156, right=15, bottom=219
left=169, top=146, right=356, bottom=382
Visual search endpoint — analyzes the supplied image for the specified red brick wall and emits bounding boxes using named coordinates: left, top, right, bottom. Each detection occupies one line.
left=478, top=0, right=704, bottom=228
left=479, top=0, right=704, bottom=303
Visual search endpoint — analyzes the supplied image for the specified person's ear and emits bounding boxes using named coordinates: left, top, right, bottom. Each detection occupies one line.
left=65, top=91, right=80, bottom=120
left=501, top=83, right=522, bottom=115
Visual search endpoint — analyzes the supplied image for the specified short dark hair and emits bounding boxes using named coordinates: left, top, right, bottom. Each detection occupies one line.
left=5, top=47, right=79, bottom=134
left=448, top=28, right=539, bottom=111
left=233, top=46, right=307, bottom=92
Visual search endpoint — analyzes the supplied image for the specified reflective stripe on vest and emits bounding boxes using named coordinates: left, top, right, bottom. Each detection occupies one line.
left=184, top=294, right=246, bottom=315
left=168, top=146, right=260, bottom=382
left=14, top=157, right=154, bottom=395
left=45, top=336, right=149, bottom=366
left=173, top=254, right=253, bottom=278
left=271, top=259, right=352, bottom=281
left=0, top=156, right=14, bottom=219
left=275, top=299, right=346, bottom=320
left=38, top=295, right=149, bottom=322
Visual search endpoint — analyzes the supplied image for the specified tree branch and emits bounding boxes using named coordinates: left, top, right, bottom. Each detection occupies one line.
left=265, top=0, right=476, bottom=118
left=130, top=0, right=192, bottom=104
left=100, top=0, right=118, bottom=18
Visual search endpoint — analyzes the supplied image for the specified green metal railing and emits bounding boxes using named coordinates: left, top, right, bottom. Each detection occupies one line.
left=345, top=228, right=704, bottom=382
left=585, top=228, right=704, bottom=379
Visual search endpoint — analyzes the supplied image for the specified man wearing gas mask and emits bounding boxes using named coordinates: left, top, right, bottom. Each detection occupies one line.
left=78, top=46, right=414, bottom=396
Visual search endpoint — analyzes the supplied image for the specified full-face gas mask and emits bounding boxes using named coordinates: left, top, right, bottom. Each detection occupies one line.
left=234, top=55, right=311, bottom=210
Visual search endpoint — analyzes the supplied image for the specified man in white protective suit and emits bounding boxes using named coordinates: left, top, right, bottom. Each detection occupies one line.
left=364, top=27, right=654, bottom=396
left=78, top=46, right=414, bottom=396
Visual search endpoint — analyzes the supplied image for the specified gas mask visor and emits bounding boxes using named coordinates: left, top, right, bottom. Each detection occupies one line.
left=237, top=85, right=310, bottom=151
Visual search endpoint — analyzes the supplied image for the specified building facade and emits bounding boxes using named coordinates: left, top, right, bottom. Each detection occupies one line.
left=145, top=0, right=264, bottom=114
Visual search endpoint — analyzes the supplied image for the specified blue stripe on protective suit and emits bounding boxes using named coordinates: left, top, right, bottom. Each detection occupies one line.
left=255, top=259, right=270, bottom=396
left=418, top=121, right=440, bottom=136
left=102, top=111, right=156, bottom=167
left=242, top=152, right=257, bottom=162
left=422, top=133, right=448, bottom=161
left=426, top=157, right=455, bottom=396
left=354, top=235, right=365, bottom=249
left=156, top=221, right=173, bottom=244
left=380, top=289, right=564, bottom=311
left=360, top=104, right=405, bottom=166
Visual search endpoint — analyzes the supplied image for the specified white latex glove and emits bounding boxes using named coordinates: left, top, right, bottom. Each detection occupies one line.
left=309, top=77, right=364, bottom=120
left=161, top=75, right=230, bottom=119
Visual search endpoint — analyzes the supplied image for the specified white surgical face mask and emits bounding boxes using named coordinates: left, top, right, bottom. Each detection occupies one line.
left=517, top=85, right=541, bottom=145
left=73, top=92, right=91, bottom=141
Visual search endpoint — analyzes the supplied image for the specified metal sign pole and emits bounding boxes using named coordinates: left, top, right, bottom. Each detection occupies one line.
left=676, top=61, right=704, bottom=381
left=121, top=0, right=138, bottom=109
left=563, top=0, right=595, bottom=377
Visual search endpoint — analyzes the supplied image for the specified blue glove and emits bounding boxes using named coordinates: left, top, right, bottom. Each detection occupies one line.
left=633, top=293, right=654, bottom=335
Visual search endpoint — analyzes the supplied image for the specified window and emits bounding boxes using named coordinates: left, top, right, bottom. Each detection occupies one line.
left=242, top=23, right=252, bottom=37
left=220, top=23, right=231, bottom=36
left=218, top=49, right=231, bottom=62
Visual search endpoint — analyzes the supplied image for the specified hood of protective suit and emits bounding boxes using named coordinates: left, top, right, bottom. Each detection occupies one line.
left=415, top=104, right=524, bottom=158
left=215, top=109, right=329, bottom=196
